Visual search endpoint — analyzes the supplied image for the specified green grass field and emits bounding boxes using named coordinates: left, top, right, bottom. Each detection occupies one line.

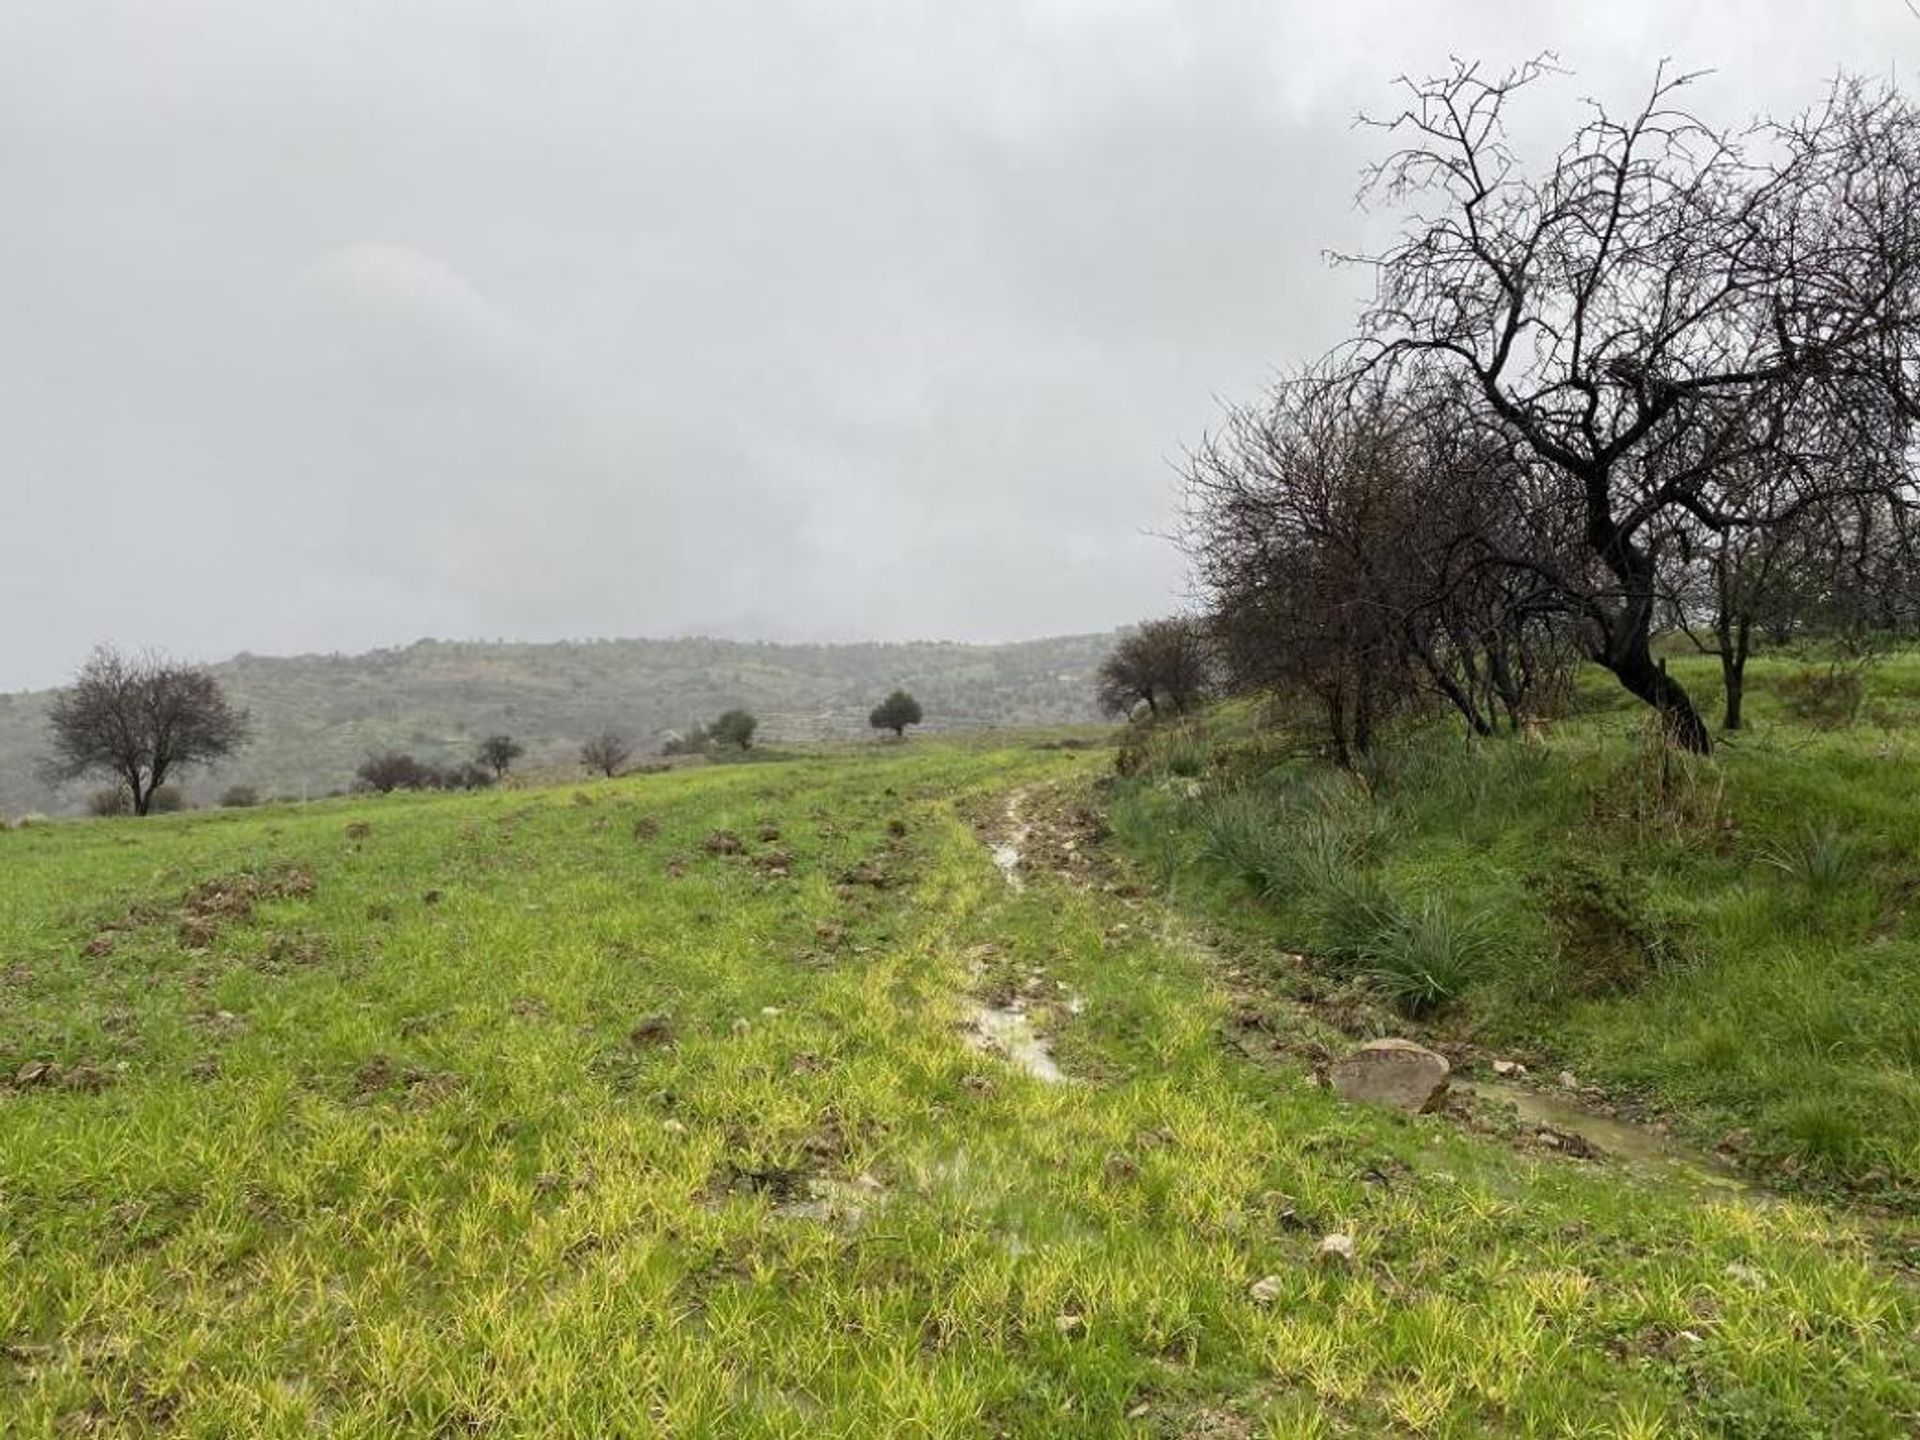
left=1108, top=652, right=1920, bottom=1202
left=4, top=736, right=1918, bottom=1435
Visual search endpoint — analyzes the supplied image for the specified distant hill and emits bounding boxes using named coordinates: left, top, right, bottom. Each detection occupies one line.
left=0, top=633, right=1116, bottom=814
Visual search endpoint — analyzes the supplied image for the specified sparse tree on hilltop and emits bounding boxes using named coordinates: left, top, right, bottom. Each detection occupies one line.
left=46, top=646, right=249, bottom=816
left=581, top=730, right=633, bottom=777
left=868, top=689, right=923, bottom=738
left=1096, top=619, right=1212, bottom=720
left=710, top=709, right=757, bottom=750
left=477, top=734, right=523, bottom=779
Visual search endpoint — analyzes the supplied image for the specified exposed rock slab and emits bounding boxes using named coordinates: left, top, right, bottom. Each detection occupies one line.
left=1329, top=1038, right=1450, bottom=1114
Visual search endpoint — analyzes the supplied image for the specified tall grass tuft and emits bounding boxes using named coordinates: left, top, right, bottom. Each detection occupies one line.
left=1761, top=822, right=1860, bottom=898
left=1355, top=897, right=1500, bottom=1017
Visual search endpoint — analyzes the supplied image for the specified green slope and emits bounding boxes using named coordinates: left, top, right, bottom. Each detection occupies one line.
left=1, top=741, right=1913, bottom=1435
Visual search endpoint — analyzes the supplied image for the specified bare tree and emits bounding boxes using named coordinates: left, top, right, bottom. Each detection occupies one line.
left=580, top=730, right=632, bottom=777
left=1348, top=60, right=1920, bottom=751
left=46, top=646, right=249, bottom=815
left=1096, top=618, right=1213, bottom=720
left=477, top=734, right=524, bottom=779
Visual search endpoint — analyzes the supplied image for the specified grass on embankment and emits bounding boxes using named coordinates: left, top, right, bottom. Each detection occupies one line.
left=2, top=739, right=1916, bottom=1435
left=1108, top=654, right=1920, bottom=1198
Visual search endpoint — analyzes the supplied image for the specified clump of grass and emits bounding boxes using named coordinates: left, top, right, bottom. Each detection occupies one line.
left=1165, top=744, right=1207, bottom=778
left=1303, top=867, right=1399, bottom=966
left=1760, top=822, right=1860, bottom=898
left=1195, top=770, right=1391, bottom=903
left=1354, top=896, right=1501, bottom=1017
left=1196, top=788, right=1295, bottom=895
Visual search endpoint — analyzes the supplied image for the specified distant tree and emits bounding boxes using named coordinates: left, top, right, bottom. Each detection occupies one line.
left=356, top=751, right=436, bottom=793
left=219, top=784, right=260, bottom=809
left=580, top=730, right=632, bottom=777
left=1096, top=619, right=1212, bottom=720
left=868, top=689, right=923, bottom=738
left=477, top=734, right=524, bottom=779
left=46, top=646, right=249, bottom=816
left=710, top=709, right=758, bottom=750
left=147, top=785, right=187, bottom=814
left=86, top=787, right=129, bottom=818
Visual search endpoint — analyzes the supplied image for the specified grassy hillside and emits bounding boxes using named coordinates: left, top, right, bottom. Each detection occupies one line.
left=1109, top=652, right=1920, bottom=1200
left=0, top=633, right=1113, bottom=814
left=2, top=738, right=1915, bottom=1434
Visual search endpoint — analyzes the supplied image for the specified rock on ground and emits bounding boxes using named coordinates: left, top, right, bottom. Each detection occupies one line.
left=1329, top=1038, right=1450, bottom=1114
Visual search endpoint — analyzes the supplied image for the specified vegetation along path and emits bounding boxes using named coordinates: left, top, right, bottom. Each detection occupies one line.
left=2, top=740, right=1916, bottom=1435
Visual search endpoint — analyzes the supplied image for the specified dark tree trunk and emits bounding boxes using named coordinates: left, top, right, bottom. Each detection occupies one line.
left=1719, top=617, right=1752, bottom=731
left=1607, top=645, right=1712, bottom=752
left=1324, top=687, right=1353, bottom=769
left=1592, top=509, right=1713, bottom=753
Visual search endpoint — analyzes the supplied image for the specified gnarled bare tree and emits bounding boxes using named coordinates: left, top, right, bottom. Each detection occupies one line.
left=1348, top=59, right=1920, bottom=750
left=1185, top=372, right=1581, bottom=761
left=46, top=646, right=249, bottom=815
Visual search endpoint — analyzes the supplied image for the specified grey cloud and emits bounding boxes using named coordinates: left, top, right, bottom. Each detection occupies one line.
left=2, top=1, right=1914, bottom=688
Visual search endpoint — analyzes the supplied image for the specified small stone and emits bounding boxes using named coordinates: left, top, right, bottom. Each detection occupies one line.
left=730, top=1018, right=752, bottom=1036
left=1317, top=1233, right=1356, bottom=1264
left=1558, top=1070, right=1579, bottom=1091
left=1491, top=1058, right=1527, bottom=1077
left=1248, top=1274, right=1285, bottom=1306
left=1329, top=1038, right=1450, bottom=1113
left=760, top=1006, right=783, bottom=1017
left=1054, top=1312, right=1085, bottom=1336
left=661, top=1118, right=687, bottom=1135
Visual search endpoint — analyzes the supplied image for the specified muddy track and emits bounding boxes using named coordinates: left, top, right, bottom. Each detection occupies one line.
left=965, top=776, right=1773, bottom=1202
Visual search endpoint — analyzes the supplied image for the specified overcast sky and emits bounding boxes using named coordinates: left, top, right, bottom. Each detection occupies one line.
left=1, top=2, right=1913, bottom=690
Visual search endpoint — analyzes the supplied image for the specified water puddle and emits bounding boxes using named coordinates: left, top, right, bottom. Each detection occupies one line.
left=966, top=1000, right=1066, bottom=1083
left=1463, top=1080, right=1748, bottom=1195
left=990, top=791, right=1030, bottom=891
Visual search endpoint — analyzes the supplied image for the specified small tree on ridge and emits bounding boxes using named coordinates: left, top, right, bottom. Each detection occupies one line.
left=869, top=690, right=923, bottom=738
left=477, top=734, right=523, bottom=779
left=581, top=730, right=633, bottom=778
